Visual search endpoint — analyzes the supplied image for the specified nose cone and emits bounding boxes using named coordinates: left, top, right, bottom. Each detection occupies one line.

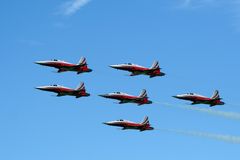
left=103, top=122, right=112, bottom=125
left=172, top=95, right=180, bottom=99
left=109, top=64, right=121, bottom=69
left=35, top=61, right=46, bottom=65
left=99, top=94, right=109, bottom=98
left=35, top=86, right=46, bottom=91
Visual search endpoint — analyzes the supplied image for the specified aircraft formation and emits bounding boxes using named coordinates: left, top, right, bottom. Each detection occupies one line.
left=35, top=57, right=225, bottom=132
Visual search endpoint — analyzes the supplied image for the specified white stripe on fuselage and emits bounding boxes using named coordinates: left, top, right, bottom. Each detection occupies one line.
left=176, top=93, right=208, bottom=98
left=107, top=120, right=137, bottom=124
left=37, top=85, right=72, bottom=90
left=36, top=60, right=72, bottom=65
left=111, top=63, right=146, bottom=69
left=107, top=92, right=134, bottom=97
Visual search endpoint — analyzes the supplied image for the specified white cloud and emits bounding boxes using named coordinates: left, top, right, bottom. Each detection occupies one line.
left=53, top=22, right=69, bottom=29
left=60, top=0, right=91, bottom=16
left=179, top=0, right=215, bottom=8
left=176, top=0, right=240, bottom=31
left=232, top=0, right=240, bottom=31
left=182, top=0, right=192, bottom=7
left=19, top=39, right=44, bottom=46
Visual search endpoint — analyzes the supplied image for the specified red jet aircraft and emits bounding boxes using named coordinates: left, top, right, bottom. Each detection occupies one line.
left=36, top=82, right=90, bottom=98
left=35, top=57, right=92, bottom=74
left=109, top=61, right=165, bottom=78
left=103, top=116, right=154, bottom=131
left=99, top=89, right=152, bottom=105
left=173, top=90, right=225, bottom=107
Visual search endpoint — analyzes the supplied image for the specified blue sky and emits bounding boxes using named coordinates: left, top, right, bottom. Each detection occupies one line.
left=1, top=0, right=240, bottom=159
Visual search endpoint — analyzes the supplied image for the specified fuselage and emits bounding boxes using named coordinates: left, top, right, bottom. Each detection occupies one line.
left=35, top=60, right=92, bottom=73
left=110, top=63, right=149, bottom=72
left=36, top=85, right=90, bottom=97
left=103, top=120, right=153, bottom=131
left=110, top=63, right=165, bottom=77
left=173, top=93, right=225, bottom=106
left=99, top=92, right=152, bottom=105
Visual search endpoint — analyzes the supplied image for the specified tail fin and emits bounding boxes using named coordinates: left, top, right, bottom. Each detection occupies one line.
left=139, top=89, right=148, bottom=98
left=141, top=116, right=149, bottom=125
left=75, top=82, right=86, bottom=91
left=211, top=90, right=220, bottom=100
left=150, top=61, right=159, bottom=70
left=77, top=57, right=87, bottom=66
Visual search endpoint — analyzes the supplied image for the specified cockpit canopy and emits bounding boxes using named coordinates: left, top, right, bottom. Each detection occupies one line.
left=124, top=63, right=132, bottom=65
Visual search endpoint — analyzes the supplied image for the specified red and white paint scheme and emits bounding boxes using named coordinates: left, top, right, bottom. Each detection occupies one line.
left=36, top=82, right=90, bottom=98
left=109, top=61, right=165, bottom=78
left=173, top=90, right=225, bottom=107
left=103, top=116, right=154, bottom=131
left=99, top=89, right=152, bottom=105
left=35, top=57, right=92, bottom=74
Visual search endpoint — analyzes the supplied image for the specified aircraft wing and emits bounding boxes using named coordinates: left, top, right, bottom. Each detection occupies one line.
left=130, top=71, right=142, bottom=76
left=119, top=101, right=129, bottom=104
left=57, top=68, right=67, bottom=73
left=119, top=99, right=141, bottom=104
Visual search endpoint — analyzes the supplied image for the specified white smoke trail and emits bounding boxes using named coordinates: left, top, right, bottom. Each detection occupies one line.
left=225, top=103, right=240, bottom=108
left=159, top=128, right=240, bottom=144
left=160, top=102, right=240, bottom=120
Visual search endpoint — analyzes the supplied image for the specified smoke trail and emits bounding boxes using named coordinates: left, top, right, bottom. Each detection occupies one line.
left=161, top=102, right=240, bottom=120
left=159, top=128, right=240, bottom=144
left=225, top=103, right=240, bottom=108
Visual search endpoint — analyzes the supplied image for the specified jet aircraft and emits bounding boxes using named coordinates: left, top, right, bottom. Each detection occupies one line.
left=35, top=57, right=92, bottom=74
left=109, top=61, right=165, bottom=78
left=99, top=89, right=152, bottom=105
left=36, top=82, right=90, bottom=98
left=173, top=90, right=225, bottom=107
left=103, top=116, right=154, bottom=131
